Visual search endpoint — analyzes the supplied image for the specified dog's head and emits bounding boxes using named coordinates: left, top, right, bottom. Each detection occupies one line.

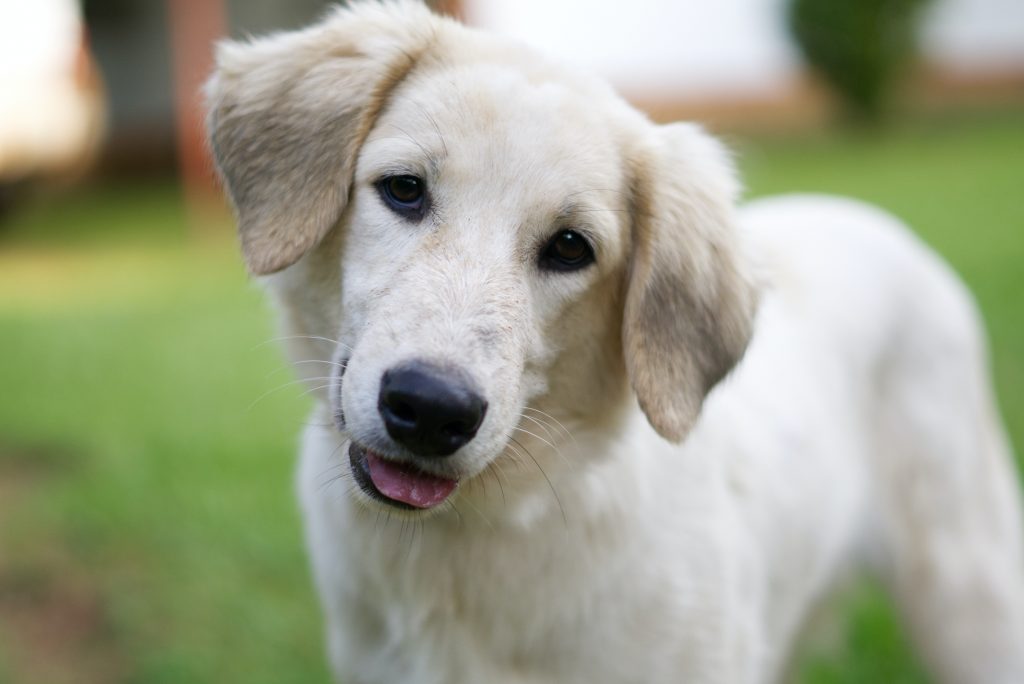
left=206, top=1, right=755, bottom=515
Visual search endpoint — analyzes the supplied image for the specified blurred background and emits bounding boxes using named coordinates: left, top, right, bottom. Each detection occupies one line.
left=0, top=0, right=1021, bottom=682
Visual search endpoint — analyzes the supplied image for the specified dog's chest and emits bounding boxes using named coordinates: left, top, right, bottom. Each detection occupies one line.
left=314, top=499, right=756, bottom=684
left=342, top=523, right=633, bottom=669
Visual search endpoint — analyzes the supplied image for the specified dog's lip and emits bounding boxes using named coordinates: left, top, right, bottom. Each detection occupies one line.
left=349, top=442, right=458, bottom=510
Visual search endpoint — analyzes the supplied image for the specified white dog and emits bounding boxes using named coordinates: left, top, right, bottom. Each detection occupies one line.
left=205, top=3, right=1024, bottom=682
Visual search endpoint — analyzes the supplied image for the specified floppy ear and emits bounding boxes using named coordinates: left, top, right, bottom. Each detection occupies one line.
left=204, top=2, right=436, bottom=275
left=624, top=123, right=757, bottom=442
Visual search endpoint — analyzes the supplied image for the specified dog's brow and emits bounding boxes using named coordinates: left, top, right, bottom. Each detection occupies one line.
left=556, top=199, right=624, bottom=229
left=379, top=123, right=445, bottom=176
left=557, top=201, right=590, bottom=223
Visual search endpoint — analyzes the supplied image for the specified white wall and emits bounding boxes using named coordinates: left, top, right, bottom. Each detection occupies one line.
left=923, top=0, right=1024, bottom=74
left=464, top=0, right=1024, bottom=98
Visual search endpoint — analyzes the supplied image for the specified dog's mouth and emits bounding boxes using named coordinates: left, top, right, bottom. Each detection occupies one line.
left=349, top=442, right=459, bottom=510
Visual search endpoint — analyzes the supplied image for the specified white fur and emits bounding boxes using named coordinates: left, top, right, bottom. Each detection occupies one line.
left=205, top=3, right=1024, bottom=682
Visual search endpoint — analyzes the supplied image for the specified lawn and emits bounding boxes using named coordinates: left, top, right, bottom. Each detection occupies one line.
left=0, top=111, right=1021, bottom=683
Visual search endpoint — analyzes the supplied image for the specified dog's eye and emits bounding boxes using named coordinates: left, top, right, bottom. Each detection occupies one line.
left=539, top=230, right=595, bottom=272
left=378, top=175, right=426, bottom=217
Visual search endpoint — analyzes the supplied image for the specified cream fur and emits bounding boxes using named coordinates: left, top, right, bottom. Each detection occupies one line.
left=205, top=3, right=1024, bottom=683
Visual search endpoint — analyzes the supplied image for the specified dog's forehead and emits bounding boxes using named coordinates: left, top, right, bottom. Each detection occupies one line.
left=365, top=59, right=628, bottom=198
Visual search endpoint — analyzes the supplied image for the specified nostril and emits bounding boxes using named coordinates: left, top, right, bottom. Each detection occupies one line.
left=440, top=398, right=486, bottom=438
left=389, top=399, right=416, bottom=424
left=442, top=421, right=470, bottom=439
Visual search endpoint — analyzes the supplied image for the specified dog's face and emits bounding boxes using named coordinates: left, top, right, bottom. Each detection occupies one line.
left=337, top=66, right=633, bottom=493
left=206, top=2, right=755, bottom=515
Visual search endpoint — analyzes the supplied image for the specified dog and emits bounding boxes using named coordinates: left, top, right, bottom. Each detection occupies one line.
left=204, top=2, right=1024, bottom=682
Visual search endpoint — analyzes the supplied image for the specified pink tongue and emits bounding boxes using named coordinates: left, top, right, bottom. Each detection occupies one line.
left=366, top=452, right=458, bottom=509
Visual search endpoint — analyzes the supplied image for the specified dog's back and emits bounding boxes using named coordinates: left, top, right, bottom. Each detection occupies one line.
left=733, top=195, right=1024, bottom=681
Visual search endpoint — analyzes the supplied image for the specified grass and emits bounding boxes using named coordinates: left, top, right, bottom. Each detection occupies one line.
left=0, top=110, right=1021, bottom=683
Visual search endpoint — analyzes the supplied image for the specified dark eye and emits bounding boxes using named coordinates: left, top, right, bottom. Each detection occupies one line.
left=378, top=175, right=426, bottom=217
left=539, top=230, right=595, bottom=272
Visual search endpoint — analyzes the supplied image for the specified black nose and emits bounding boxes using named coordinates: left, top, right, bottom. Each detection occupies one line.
left=378, top=361, right=487, bottom=457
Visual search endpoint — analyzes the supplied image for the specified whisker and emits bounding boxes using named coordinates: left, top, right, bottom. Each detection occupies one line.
left=318, top=472, right=348, bottom=494
left=383, top=124, right=433, bottom=161
left=502, top=440, right=530, bottom=472
left=483, top=460, right=509, bottom=507
left=476, top=468, right=489, bottom=499
left=299, top=383, right=335, bottom=399
left=291, top=359, right=348, bottom=369
left=522, top=406, right=577, bottom=445
left=342, top=482, right=362, bottom=504
left=512, top=425, right=559, bottom=453
left=510, top=436, right=567, bottom=528
left=449, top=501, right=465, bottom=528
left=518, top=413, right=562, bottom=448
left=405, top=518, right=423, bottom=563
left=319, top=438, right=353, bottom=496
left=317, top=460, right=345, bottom=478
left=247, top=376, right=336, bottom=411
left=328, top=435, right=350, bottom=460
left=422, top=106, right=449, bottom=159
left=252, top=334, right=349, bottom=351
left=265, top=358, right=347, bottom=380
left=512, top=425, right=575, bottom=474
left=457, top=492, right=495, bottom=531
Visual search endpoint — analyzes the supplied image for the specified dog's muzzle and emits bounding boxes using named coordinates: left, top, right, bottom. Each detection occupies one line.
left=348, top=360, right=487, bottom=509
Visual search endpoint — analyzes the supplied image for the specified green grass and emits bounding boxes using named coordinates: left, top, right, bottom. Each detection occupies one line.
left=0, top=111, right=1021, bottom=683
left=0, top=196, right=327, bottom=683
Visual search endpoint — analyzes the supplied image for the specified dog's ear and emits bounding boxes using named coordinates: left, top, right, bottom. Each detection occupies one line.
left=204, top=3, right=436, bottom=275
left=624, top=123, right=757, bottom=443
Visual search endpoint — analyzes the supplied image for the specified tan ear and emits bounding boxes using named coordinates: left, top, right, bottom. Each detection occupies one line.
left=204, top=2, right=436, bottom=275
left=624, top=123, right=757, bottom=442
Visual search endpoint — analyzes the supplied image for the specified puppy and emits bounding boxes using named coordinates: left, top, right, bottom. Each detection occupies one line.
left=205, top=2, right=1024, bottom=682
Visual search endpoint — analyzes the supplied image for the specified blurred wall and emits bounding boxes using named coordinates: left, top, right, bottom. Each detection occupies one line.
left=465, top=0, right=1024, bottom=101
left=86, top=1, right=175, bottom=168
left=923, top=0, right=1024, bottom=75
left=467, top=0, right=799, bottom=99
left=86, top=0, right=332, bottom=172
left=226, top=0, right=332, bottom=33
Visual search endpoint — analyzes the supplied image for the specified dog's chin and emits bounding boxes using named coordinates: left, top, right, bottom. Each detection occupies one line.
left=349, top=442, right=459, bottom=511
